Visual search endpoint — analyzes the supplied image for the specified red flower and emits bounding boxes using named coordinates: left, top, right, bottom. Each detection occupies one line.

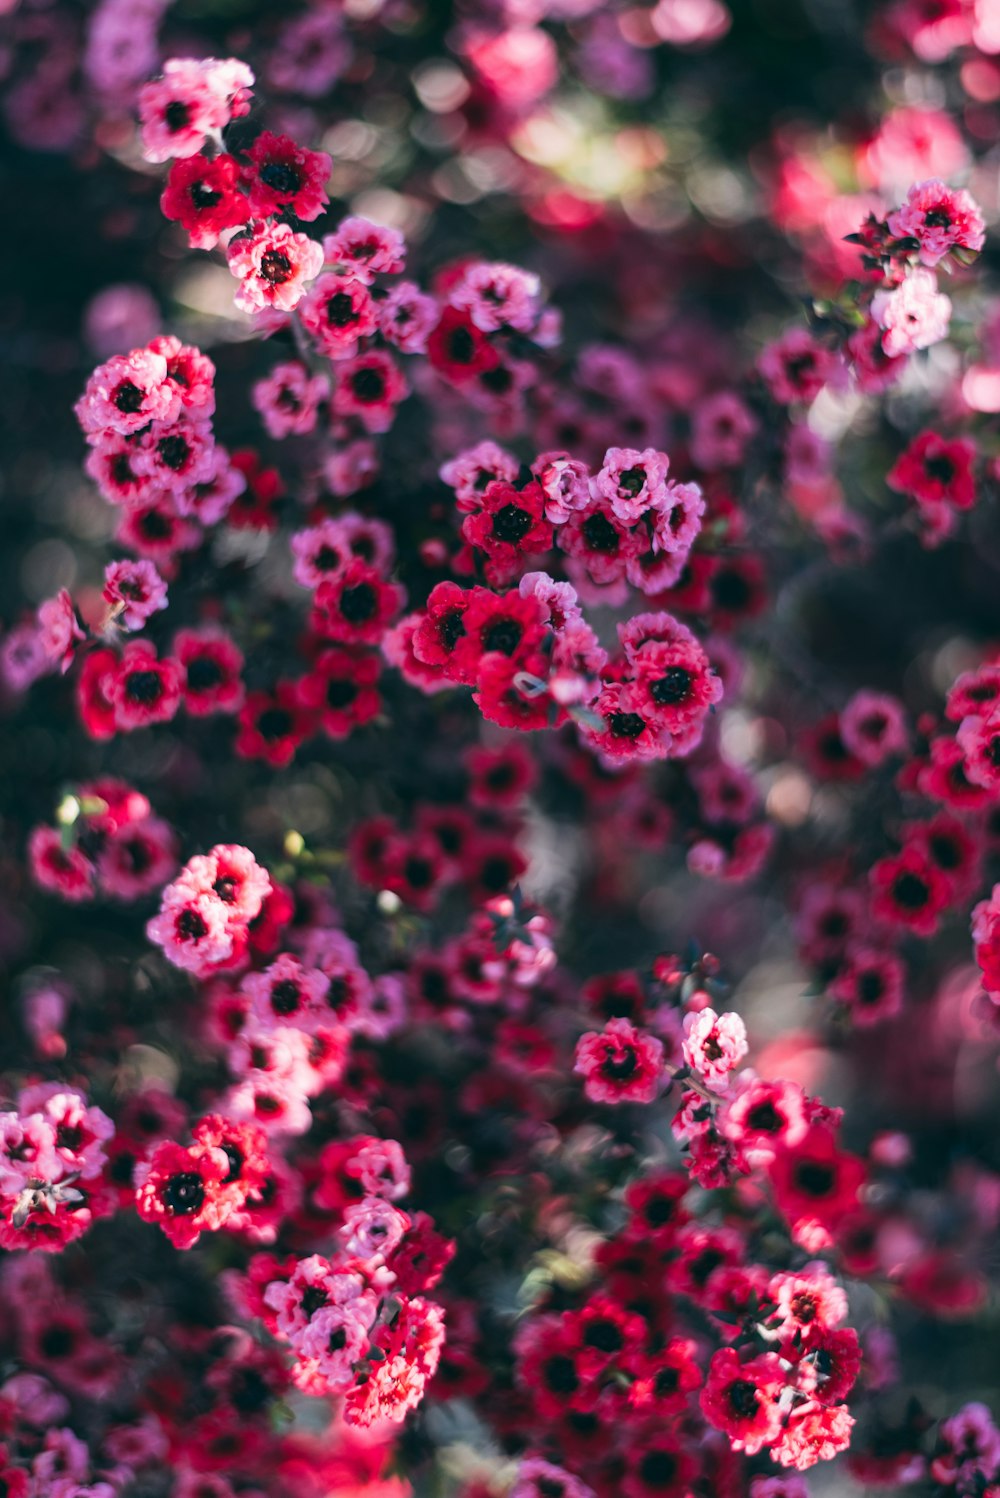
left=768, top=1126, right=866, bottom=1247
left=300, top=273, right=378, bottom=359
left=243, top=131, right=331, bottom=221
left=228, top=450, right=285, bottom=530
left=473, top=652, right=553, bottom=731
left=461, top=479, right=554, bottom=568
left=574, top=1017, right=664, bottom=1104
left=700, top=1347, right=787, bottom=1454
left=134, top=1139, right=232, bottom=1249
left=413, top=582, right=476, bottom=681
left=331, top=352, right=409, bottom=433
left=161, top=152, right=250, bottom=248
left=622, top=1437, right=696, bottom=1498
left=110, top=642, right=183, bottom=731
left=173, top=626, right=245, bottom=716
left=236, top=684, right=315, bottom=767
left=427, top=307, right=501, bottom=383
left=888, top=430, right=976, bottom=511
left=771, top=1402, right=854, bottom=1471
left=311, top=559, right=404, bottom=645
left=870, top=845, right=951, bottom=935
left=451, top=587, right=547, bottom=681
left=298, top=648, right=382, bottom=738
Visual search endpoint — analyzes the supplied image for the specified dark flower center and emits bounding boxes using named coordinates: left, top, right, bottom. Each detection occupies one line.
left=542, top=1354, right=579, bottom=1395
left=492, top=502, right=533, bottom=544
left=924, top=454, right=955, bottom=484
left=187, top=656, right=224, bottom=691
left=446, top=325, right=476, bottom=363
left=619, top=466, right=647, bottom=497
left=260, top=161, right=301, bottom=195
left=270, top=980, right=302, bottom=1015
left=640, top=1451, right=678, bottom=1488
left=352, top=368, right=385, bottom=402
left=165, top=100, right=191, bottom=132
left=650, top=668, right=692, bottom=705
left=327, top=292, right=357, bottom=327
left=603, top=1044, right=639, bottom=1079
left=162, top=1172, right=205, bottom=1215
left=300, top=1286, right=328, bottom=1318
left=711, top=569, right=752, bottom=610
left=125, top=669, right=164, bottom=704
left=608, top=712, right=646, bottom=740
left=260, top=250, right=294, bottom=285
left=191, top=180, right=222, bottom=210
left=727, top=1378, right=760, bottom=1419
left=41, top=1325, right=76, bottom=1358
left=157, top=435, right=191, bottom=470
left=177, top=907, right=208, bottom=941
left=892, top=871, right=930, bottom=910
left=257, top=708, right=294, bottom=740
left=114, top=380, right=144, bottom=413
left=794, top=1161, right=836, bottom=1197
left=582, top=511, right=620, bottom=553
left=482, top=619, right=523, bottom=655
left=747, top=1100, right=783, bottom=1133
left=583, top=1317, right=623, bottom=1352
left=439, top=611, right=466, bottom=650
left=221, top=1143, right=244, bottom=1182
left=339, top=582, right=378, bottom=623
left=857, top=971, right=885, bottom=1005
left=326, top=678, right=358, bottom=709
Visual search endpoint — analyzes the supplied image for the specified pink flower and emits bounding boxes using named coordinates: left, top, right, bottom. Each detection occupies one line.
left=138, top=58, right=234, bottom=163
left=243, top=131, right=331, bottom=222
left=102, top=560, right=168, bottom=631
left=594, top=446, right=671, bottom=523
left=227, top=222, right=324, bottom=314
left=337, top=1197, right=411, bottom=1265
left=887, top=179, right=986, bottom=267
left=442, top=441, right=520, bottom=511
left=322, top=216, right=406, bottom=281
left=377, top=281, right=440, bottom=354
left=450, top=262, right=541, bottom=334
left=299, top=273, right=377, bottom=360
left=682, top=1008, right=747, bottom=1092
left=146, top=889, right=234, bottom=974
left=871, top=268, right=952, bottom=357
left=574, top=1017, right=665, bottom=1104
left=770, top=1402, right=854, bottom=1470
left=37, top=591, right=86, bottom=675
left=251, top=361, right=330, bottom=439
left=839, top=690, right=909, bottom=767
left=75, top=347, right=179, bottom=438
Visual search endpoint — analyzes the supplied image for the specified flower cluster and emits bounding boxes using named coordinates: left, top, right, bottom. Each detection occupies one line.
left=0, top=1085, right=113, bottom=1253
left=5, top=13, right=1000, bottom=1498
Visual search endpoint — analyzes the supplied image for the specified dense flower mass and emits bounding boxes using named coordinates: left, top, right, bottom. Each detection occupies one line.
left=3, top=4, right=1000, bottom=1498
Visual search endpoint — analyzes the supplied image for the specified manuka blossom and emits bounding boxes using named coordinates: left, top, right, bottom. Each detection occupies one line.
left=887, top=179, right=985, bottom=266
left=700, top=1348, right=787, bottom=1454
left=243, top=131, right=331, bottom=222
left=102, top=560, right=168, bottom=631
left=134, top=1140, right=232, bottom=1249
left=574, top=1017, right=665, bottom=1104
left=75, top=348, right=179, bottom=439
left=146, top=844, right=270, bottom=974
left=682, top=1008, right=747, bottom=1091
left=871, top=267, right=952, bottom=357
left=160, top=153, right=250, bottom=249
left=252, top=361, right=330, bottom=439
left=138, top=57, right=253, bottom=162
left=227, top=222, right=324, bottom=313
